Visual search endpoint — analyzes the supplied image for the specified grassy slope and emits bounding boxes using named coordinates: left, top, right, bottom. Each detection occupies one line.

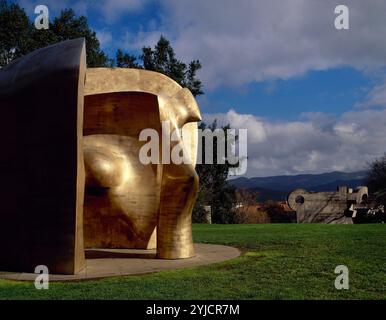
left=0, top=224, right=385, bottom=300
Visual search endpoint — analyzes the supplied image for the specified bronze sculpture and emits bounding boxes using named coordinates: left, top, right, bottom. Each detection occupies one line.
left=0, top=38, right=201, bottom=274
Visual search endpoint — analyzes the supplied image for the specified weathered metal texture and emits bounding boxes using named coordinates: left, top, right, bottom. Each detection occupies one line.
left=84, top=68, right=201, bottom=259
left=0, top=39, right=86, bottom=274
left=288, top=186, right=368, bottom=224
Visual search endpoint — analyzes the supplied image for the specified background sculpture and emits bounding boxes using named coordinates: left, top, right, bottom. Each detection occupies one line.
left=288, top=186, right=368, bottom=224
left=0, top=38, right=201, bottom=274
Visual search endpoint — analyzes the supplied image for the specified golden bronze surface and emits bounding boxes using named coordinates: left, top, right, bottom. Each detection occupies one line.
left=0, top=40, right=201, bottom=274
left=84, top=68, right=201, bottom=259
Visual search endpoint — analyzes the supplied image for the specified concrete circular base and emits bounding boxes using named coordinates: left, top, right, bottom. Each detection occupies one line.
left=0, top=244, right=240, bottom=282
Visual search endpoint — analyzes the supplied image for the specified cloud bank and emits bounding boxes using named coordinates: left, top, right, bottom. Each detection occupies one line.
left=204, top=108, right=386, bottom=177
left=125, top=0, right=386, bottom=89
left=15, top=0, right=386, bottom=177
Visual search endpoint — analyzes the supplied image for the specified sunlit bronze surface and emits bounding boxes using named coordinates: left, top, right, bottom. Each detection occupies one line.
left=0, top=39, right=201, bottom=274
left=84, top=68, right=201, bottom=259
left=83, top=92, right=161, bottom=250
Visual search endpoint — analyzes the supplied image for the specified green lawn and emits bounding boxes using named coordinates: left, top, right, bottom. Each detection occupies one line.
left=0, top=224, right=385, bottom=299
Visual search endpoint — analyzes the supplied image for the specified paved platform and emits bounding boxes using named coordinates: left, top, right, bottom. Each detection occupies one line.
left=0, top=244, right=240, bottom=281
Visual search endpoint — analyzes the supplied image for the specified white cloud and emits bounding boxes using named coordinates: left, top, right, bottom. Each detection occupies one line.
left=19, top=0, right=386, bottom=88
left=96, top=30, right=113, bottom=48
left=20, top=0, right=386, bottom=89
left=126, top=0, right=386, bottom=89
left=362, top=83, right=386, bottom=108
left=15, top=0, right=386, bottom=177
left=203, top=108, right=386, bottom=177
left=119, top=30, right=162, bottom=52
left=100, top=0, right=149, bottom=22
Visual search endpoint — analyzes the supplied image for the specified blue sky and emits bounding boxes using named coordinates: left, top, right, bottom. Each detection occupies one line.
left=198, top=67, right=373, bottom=120
left=15, top=0, right=386, bottom=176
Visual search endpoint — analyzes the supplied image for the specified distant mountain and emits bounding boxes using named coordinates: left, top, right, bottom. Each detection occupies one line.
left=230, top=171, right=368, bottom=201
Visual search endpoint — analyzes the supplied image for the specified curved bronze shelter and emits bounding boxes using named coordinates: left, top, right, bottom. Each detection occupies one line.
left=0, top=39, right=201, bottom=274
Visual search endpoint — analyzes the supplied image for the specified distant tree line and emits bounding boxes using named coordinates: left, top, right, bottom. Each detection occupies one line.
left=367, top=154, right=386, bottom=207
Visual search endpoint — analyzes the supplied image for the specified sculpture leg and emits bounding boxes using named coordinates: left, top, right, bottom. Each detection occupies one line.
left=157, top=163, right=199, bottom=259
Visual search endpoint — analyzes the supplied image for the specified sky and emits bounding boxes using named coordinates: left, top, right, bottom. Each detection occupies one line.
left=14, top=0, right=386, bottom=177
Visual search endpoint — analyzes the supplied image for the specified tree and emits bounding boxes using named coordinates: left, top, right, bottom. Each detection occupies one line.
left=0, top=3, right=108, bottom=67
left=50, top=9, right=108, bottom=67
left=116, top=49, right=140, bottom=68
left=141, top=36, right=203, bottom=96
left=112, top=36, right=203, bottom=96
left=0, top=0, right=31, bottom=66
left=233, top=189, right=272, bottom=224
left=0, top=2, right=200, bottom=85
left=115, top=36, right=204, bottom=96
left=235, top=189, right=259, bottom=208
left=264, top=200, right=295, bottom=223
left=367, top=154, right=386, bottom=206
left=193, top=120, right=237, bottom=224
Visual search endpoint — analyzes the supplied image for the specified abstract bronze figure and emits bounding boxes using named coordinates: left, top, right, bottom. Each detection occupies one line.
left=0, top=39, right=201, bottom=274
left=83, top=68, right=201, bottom=260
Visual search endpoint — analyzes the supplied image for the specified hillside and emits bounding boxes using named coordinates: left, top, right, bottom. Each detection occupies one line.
left=230, top=171, right=368, bottom=201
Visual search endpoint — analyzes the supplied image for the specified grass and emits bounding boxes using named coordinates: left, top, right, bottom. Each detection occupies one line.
left=0, top=224, right=385, bottom=300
